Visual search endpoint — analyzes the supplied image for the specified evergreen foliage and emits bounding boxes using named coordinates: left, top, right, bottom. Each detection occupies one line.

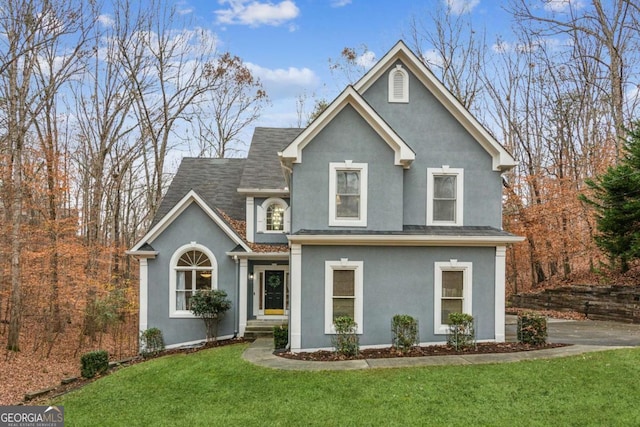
left=580, top=124, right=640, bottom=272
left=81, top=350, right=109, bottom=379
left=190, top=289, right=232, bottom=342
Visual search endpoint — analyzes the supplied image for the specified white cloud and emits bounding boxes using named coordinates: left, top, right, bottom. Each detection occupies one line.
left=97, top=14, right=115, bottom=28
left=356, top=51, right=376, bottom=69
left=247, top=62, right=320, bottom=97
left=444, top=0, right=480, bottom=15
left=215, top=0, right=300, bottom=27
left=422, top=49, right=444, bottom=69
left=543, top=0, right=585, bottom=13
left=177, top=7, right=194, bottom=15
left=492, top=41, right=511, bottom=54
left=248, top=63, right=318, bottom=85
left=331, top=0, right=352, bottom=7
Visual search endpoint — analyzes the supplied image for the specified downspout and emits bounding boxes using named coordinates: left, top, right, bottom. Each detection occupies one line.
left=233, top=255, right=239, bottom=338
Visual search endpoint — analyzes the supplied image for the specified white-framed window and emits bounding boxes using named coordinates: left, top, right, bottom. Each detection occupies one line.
left=324, top=259, right=363, bottom=334
left=256, top=198, right=290, bottom=233
left=427, top=167, right=464, bottom=226
left=388, top=64, right=409, bottom=103
left=169, top=243, right=218, bottom=318
left=329, top=161, right=368, bottom=227
left=434, top=260, right=472, bottom=334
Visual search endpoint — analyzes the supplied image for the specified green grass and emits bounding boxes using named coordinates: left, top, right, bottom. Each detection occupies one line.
left=55, top=344, right=640, bottom=426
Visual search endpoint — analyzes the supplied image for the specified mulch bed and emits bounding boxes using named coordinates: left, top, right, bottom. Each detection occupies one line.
left=277, top=342, right=569, bottom=362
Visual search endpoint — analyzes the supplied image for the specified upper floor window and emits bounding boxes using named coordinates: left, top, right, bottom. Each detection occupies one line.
left=256, top=198, right=290, bottom=233
left=329, top=161, right=368, bottom=227
left=427, top=167, right=464, bottom=226
left=267, top=203, right=285, bottom=231
left=169, top=243, right=217, bottom=318
left=388, top=64, right=409, bottom=103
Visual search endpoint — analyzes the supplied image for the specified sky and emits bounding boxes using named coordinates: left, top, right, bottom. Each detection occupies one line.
left=168, top=0, right=513, bottom=137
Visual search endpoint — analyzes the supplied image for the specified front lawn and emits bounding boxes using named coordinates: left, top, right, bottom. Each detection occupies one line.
left=55, top=344, right=640, bottom=426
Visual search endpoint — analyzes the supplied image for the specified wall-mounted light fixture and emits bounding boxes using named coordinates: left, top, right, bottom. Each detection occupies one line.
left=248, top=273, right=254, bottom=280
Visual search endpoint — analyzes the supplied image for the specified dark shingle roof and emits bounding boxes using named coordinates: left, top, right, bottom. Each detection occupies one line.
left=239, top=127, right=303, bottom=190
left=151, top=158, right=247, bottom=227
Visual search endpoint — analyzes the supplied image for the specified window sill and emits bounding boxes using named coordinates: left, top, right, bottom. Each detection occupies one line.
left=169, top=311, right=198, bottom=319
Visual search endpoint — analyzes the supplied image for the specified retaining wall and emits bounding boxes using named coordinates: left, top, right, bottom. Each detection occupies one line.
left=509, top=285, right=640, bottom=323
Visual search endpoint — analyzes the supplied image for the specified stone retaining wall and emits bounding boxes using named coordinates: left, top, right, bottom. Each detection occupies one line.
left=509, top=284, right=640, bottom=323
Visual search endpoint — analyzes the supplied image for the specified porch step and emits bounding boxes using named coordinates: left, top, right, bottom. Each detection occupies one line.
left=244, top=320, right=287, bottom=340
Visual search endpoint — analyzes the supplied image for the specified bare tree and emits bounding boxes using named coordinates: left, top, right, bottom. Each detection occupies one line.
left=193, top=53, right=268, bottom=158
left=0, top=0, right=88, bottom=351
left=119, top=0, right=221, bottom=217
left=408, top=3, right=486, bottom=110
left=73, top=0, right=142, bottom=277
left=509, top=0, right=640, bottom=159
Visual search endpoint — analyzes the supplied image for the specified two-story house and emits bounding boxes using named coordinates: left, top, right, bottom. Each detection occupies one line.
left=128, top=41, right=523, bottom=352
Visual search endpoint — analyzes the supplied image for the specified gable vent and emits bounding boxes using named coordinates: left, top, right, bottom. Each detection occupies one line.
left=388, top=64, right=409, bottom=103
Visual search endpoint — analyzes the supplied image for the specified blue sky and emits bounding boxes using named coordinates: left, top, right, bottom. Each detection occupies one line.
left=171, top=0, right=512, bottom=132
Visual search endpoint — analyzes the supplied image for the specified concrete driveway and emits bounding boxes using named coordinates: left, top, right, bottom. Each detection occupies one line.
left=506, top=315, right=640, bottom=346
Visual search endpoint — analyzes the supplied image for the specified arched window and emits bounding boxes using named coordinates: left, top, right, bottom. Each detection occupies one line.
left=388, top=64, right=409, bottom=103
left=257, top=198, right=290, bottom=233
left=170, top=243, right=217, bottom=317
left=266, top=203, right=285, bottom=231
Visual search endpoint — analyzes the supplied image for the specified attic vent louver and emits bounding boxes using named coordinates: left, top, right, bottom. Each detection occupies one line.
left=388, top=64, right=409, bottom=103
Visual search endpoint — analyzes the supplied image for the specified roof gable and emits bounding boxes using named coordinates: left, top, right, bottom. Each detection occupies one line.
left=279, top=86, right=416, bottom=169
left=129, top=189, right=251, bottom=253
left=354, top=40, right=516, bottom=172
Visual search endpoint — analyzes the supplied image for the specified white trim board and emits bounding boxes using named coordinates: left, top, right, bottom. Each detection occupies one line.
left=279, top=86, right=415, bottom=169
left=129, top=189, right=251, bottom=253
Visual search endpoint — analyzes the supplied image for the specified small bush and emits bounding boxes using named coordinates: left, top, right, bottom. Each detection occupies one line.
left=140, top=328, right=165, bottom=358
left=331, top=316, right=359, bottom=357
left=391, top=314, right=419, bottom=353
left=447, top=312, right=475, bottom=351
left=517, top=313, right=547, bottom=345
left=81, top=350, right=109, bottom=379
left=190, top=289, right=232, bottom=342
left=273, top=325, right=288, bottom=350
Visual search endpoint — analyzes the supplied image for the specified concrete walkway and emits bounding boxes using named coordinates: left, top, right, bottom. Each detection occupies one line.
left=242, top=316, right=640, bottom=371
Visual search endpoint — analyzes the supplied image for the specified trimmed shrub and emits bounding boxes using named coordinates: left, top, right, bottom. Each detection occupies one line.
left=447, top=312, right=475, bottom=351
left=81, top=350, right=109, bottom=379
left=190, top=289, right=232, bottom=342
left=517, top=312, right=547, bottom=345
left=331, top=316, right=359, bottom=357
left=391, top=314, right=419, bottom=353
left=140, top=327, right=165, bottom=358
left=273, top=325, right=288, bottom=350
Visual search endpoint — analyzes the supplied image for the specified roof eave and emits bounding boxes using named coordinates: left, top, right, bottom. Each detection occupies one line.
left=125, top=250, right=159, bottom=259
left=287, top=234, right=525, bottom=246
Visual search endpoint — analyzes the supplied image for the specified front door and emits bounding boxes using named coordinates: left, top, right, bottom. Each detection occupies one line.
left=264, top=270, right=285, bottom=315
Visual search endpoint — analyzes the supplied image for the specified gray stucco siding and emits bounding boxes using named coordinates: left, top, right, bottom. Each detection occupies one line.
left=291, top=105, right=404, bottom=232
left=362, top=60, right=503, bottom=228
left=298, top=245, right=496, bottom=350
left=146, top=203, right=240, bottom=346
